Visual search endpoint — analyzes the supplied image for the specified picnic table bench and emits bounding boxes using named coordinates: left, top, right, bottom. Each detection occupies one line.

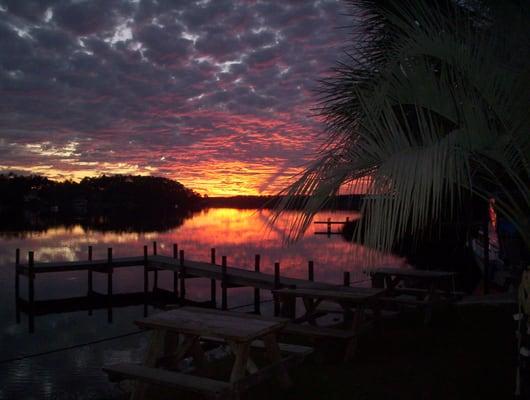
left=103, top=306, right=312, bottom=399
left=370, top=267, right=463, bottom=322
left=272, top=286, right=385, bottom=361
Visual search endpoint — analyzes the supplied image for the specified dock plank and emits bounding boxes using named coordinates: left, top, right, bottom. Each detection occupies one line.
left=148, top=255, right=338, bottom=291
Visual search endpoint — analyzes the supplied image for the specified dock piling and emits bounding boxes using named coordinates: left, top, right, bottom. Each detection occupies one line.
left=254, top=254, right=261, bottom=314
left=221, top=256, right=227, bottom=310
left=274, top=262, right=280, bottom=317
left=172, top=244, right=178, bottom=296
left=28, top=251, right=34, bottom=305
left=343, top=271, right=350, bottom=287
left=152, top=241, right=158, bottom=290
left=308, top=261, right=314, bottom=282
left=88, top=246, right=93, bottom=294
left=15, top=248, right=20, bottom=300
left=143, top=245, right=149, bottom=294
left=15, top=249, right=20, bottom=323
left=107, top=248, right=113, bottom=322
left=210, top=248, right=216, bottom=305
left=483, top=218, right=490, bottom=295
left=143, top=245, right=148, bottom=316
left=88, top=246, right=93, bottom=315
left=179, top=250, right=186, bottom=300
left=28, top=251, right=35, bottom=333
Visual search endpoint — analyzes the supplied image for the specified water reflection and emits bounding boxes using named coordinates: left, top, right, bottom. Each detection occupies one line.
left=0, top=208, right=405, bottom=399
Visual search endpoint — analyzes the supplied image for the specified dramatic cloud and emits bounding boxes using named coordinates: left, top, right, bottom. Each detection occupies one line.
left=0, top=0, right=351, bottom=195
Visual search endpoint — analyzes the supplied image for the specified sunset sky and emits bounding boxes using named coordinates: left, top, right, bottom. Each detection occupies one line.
left=0, top=0, right=351, bottom=196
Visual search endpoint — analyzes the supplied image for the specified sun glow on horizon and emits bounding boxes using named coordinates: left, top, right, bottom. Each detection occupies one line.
left=0, top=161, right=302, bottom=197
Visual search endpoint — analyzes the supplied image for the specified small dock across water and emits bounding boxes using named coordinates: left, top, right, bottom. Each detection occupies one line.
left=313, top=217, right=352, bottom=235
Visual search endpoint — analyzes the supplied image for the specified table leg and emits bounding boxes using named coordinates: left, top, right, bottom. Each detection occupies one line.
left=229, top=342, right=250, bottom=383
left=152, top=334, right=198, bottom=370
left=163, top=331, right=179, bottom=362
left=339, top=302, right=354, bottom=328
left=344, top=305, right=366, bottom=362
left=424, top=281, right=440, bottom=323
left=263, top=333, right=292, bottom=388
left=189, top=337, right=211, bottom=375
left=132, top=329, right=166, bottom=400
left=228, top=342, right=258, bottom=374
left=172, top=334, right=199, bottom=364
left=280, top=294, right=296, bottom=319
left=302, top=298, right=321, bottom=326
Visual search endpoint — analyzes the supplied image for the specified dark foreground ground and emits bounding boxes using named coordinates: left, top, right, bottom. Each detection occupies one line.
left=124, top=304, right=519, bottom=400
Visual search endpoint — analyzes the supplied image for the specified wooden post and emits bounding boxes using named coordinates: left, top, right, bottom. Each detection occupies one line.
left=308, top=260, right=314, bottom=282
left=107, top=248, right=113, bottom=323
left=143, top=245, right=149, bottom=294
left=107, top=248, right=113, bottom=295
left=87, top=246, right=93, bottom=316
left=254, top=254, right=261, bottom=314
left=343, top=271, right=350, bottom=287
left=483, top=218, right=490, bottom=295
left=87, top=246, right=93, bottom=294
left=152, top=241, right=158, bottom=291
left=274, top=262, right=281, bottom=317
left=210, top=248, right=216, bottom=305
left=221, top=256, right=227, bottom=310
left=327, top=217, right=331, bottom=235
left=15, top=248, right=20, bottom=300
left=28, top=251, right=35, bottom=333
left=371, top=272, right=384, bottom=288
left=346, top=217, right=350, bottom=223
left=179, top=250, right=186, bottom=300
left=343, top=270, right=353, bottom=326
left=172, top=244, right=178, bottom=296
left=28, top=251, right=34, bottom=305
left=143, top=245, right=149, bottom=317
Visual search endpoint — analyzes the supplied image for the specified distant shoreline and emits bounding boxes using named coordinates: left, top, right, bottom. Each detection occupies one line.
left=202, top=194, right=364, bottom=210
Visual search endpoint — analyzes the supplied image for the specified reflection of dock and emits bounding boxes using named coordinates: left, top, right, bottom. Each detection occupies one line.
left=17, top=289, right=176, bottom=316
left=14, top=243, right=356, bottom=333
left=313, top=217, right=352, bottom=236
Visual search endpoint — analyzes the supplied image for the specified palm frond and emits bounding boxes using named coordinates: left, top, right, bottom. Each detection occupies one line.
left=274, top=0, right=530, bottom=259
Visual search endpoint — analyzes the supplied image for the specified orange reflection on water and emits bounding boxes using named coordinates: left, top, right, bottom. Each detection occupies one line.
left=0, top=208, right=406, bottom=291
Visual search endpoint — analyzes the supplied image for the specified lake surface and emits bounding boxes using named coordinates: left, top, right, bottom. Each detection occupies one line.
left=0, top=208, right=404, bottom=400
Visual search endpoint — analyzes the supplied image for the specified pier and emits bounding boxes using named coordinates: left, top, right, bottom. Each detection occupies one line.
left=13, top=242, right=358, bottom=333
left=313, top=217, right=351, bottom=235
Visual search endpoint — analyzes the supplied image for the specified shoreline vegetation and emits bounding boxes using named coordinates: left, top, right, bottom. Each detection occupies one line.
left=0, top=174, right=364, bottom=234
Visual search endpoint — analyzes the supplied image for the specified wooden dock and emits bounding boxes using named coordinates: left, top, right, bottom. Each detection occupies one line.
left=313, top=217, right=352, bottom=235
left=13, top=243, right=361, bottom=333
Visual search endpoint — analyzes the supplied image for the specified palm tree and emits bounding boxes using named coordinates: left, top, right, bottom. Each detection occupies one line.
left=275, top=0, right=530, bottom=264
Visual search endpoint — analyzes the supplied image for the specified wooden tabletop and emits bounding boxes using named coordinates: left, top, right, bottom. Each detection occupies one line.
left=371, top=268, right=456, bottom=279
left=135, top=307, right=287, bottom=343
left=272, top=287, right=385, bottom=302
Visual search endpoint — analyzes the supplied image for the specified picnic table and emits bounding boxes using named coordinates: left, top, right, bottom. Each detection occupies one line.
left=370, top=267, right=462, bottom=322
left=272, top=286, right=385, bottom=361
left=103, top=306, right=312, bottom=399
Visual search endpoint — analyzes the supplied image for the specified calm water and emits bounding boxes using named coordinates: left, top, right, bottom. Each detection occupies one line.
left=0, top=208, right=404, bottom=400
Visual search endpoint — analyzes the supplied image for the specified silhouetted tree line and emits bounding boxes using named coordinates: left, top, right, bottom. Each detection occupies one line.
left=203, top=195, right=364, bottom=210
left=0, top=173, right=203, bottom=217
